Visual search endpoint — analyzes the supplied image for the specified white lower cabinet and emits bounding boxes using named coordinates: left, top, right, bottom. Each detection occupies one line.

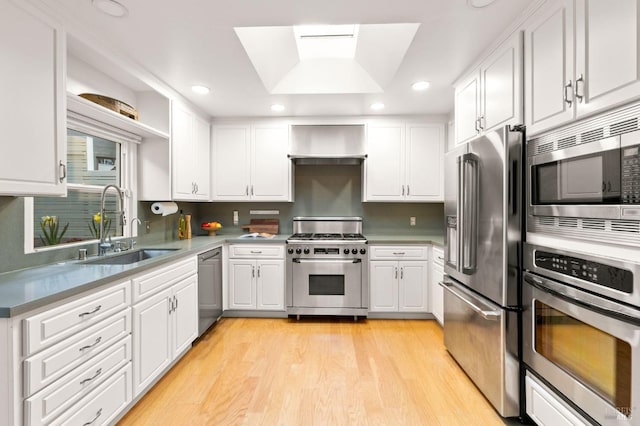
left=430, top=246, right=444, bottom=325
left=525, top=372, right=588, bottom=426
left=228, top=244, right=285, bottom=311
left=132, top=268, right=197, bottom=396
left=369, top=245, right=429, bottom=313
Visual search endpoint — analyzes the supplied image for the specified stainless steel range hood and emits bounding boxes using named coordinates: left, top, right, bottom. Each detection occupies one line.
left=289, top=124, right=366, bottom=165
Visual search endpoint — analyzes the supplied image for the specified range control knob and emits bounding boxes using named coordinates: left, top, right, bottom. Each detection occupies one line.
left=303, top=248, right=310, bottom=254
left=287, top=248, right=294, bottom=254
left=344, top=248, right=350, bottom=255
left=360, top=248, right=366, bottom=255
left=295, top=248, right=302, bottom=254
left=351, top=248, right=357, bottom=254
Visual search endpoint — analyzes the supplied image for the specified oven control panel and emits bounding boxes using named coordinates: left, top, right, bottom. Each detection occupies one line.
left=622, top=144, right=640, bottom=204
left=535, top=250, right=633, bottom=293
left=286, top=245, right=367, bottom=257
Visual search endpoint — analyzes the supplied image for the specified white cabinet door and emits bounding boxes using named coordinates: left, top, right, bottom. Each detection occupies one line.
left=193, top=115, right=210, bottom=200
left=171, top=104, right=194, bottom=200
left=365, top=123, right=405, bottom=201
left=212, top=126, right=251, bottom=200
left=430, top=263, right=444, bottom=325
left=0, top=0, right=66, bottom=196
left=398, top=261, right=429, bottom=312
left=256, top=260, right=284, bottom=310
left=455, top=71, right=481, bottom=145
left=229, top=260, right=256, bottom=309
left=251, top=124, right=290, bottom=201
left=405, top=123, right=444, bottom=201
left=172, top=275, right=198, bottom=358
left=132, top=287, right=172, bottom=396
left=369, top=261, right=399, bottom=312
left=480, top=31, right=523, bottom=132
left=575, top=0, right=640, bottom=117
left=525, top=0, right=575, bottom=136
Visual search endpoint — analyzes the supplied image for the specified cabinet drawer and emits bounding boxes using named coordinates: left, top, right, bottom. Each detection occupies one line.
left=50, top=363, right=133, bottom=426
left=23, top=280, right=130, bottom=356
left=24, top=335, right=131, bottom=426
left=525, top=373, right=588, bottom=426
left=432, top=246, right=444, bottom=266
left=369, top=245, right=428, bottom=260
left=229, top=244, right=284, bottom=258
left=131, top=256, right=197, bottom=302
left=24, top=308, right=131, bottom=397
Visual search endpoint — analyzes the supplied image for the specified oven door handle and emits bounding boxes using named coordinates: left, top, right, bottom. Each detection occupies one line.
left=441, top=280, right=500, bottom=321
left=524, top=273, right=640, bottom=325
left=292, top=258, right=362, bottom=264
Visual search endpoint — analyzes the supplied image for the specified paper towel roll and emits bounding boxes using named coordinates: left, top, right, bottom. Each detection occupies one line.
left=151, top=202, right=178, bottom=216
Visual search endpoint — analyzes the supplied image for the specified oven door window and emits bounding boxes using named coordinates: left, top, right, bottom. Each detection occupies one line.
left=534, top=300, right=632, bottom=414
left=532, top=149, right=621, bottom=204
left=309, top=275, right=345, bottom=296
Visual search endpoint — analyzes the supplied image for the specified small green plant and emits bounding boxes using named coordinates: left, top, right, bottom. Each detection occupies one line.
left=40, top=216, right=69, bottom=246
left=88, top=212, right=112, bottom=239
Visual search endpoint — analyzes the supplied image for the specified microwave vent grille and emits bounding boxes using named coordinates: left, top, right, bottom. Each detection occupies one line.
left=557, top=136, right=576, bottom=150
left=530, top=216, right=640, bottom=247
left=527, top=100, right=640, bottom=156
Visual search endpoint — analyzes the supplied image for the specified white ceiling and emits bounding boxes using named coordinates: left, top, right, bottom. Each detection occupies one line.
left=52, top=0, right=535, bottom=118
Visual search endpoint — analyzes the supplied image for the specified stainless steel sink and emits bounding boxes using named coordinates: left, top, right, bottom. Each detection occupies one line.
left=84, top=248, right=179, bottom=265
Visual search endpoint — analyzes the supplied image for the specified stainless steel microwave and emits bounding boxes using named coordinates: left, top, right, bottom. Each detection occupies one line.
left=528, top=130, right=640, bottom=220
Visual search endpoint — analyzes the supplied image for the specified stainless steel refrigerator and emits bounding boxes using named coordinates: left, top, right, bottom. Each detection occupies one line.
left=442, top=125, right=523, bottom=417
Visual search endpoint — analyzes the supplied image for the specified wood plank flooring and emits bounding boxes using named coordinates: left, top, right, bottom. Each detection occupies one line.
left=118, top=318, right=509, bottom=425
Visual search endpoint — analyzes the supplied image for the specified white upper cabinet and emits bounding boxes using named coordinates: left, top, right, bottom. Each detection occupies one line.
left=212, top=123, right=291, bottom=201
left=455, top=31, right=523, bottom=145
left=171, top=102, right=210, bottom=200
left=364, top=122, right=444, bottom=202
left=525, top=0, right=640, bottom=136
left=0, top=0, right=66, bottom=196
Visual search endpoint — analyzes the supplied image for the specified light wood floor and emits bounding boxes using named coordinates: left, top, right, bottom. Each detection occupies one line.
left=118, top=318, right=509, bottom=425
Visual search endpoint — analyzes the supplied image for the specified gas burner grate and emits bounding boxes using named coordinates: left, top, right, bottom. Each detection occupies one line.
left=311, top=233, right=343, bottom=239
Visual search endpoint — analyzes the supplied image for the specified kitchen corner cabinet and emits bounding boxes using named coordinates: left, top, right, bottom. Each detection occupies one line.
left=0, top=0, right=67, bottom=196
left=455, top=30, right=523, bottom=145
left=131, top=257, right=198, bottom=396
left=429, top=246, right=444, bottom=325
left=525, top=0, right=640, bottom=136
left=171, top=102, right=210, bottom=200
left=364, top=122, right=444, bottom=202
left=212, top=124, right=291, bottom=201
left=369, top=246, right=429, bottom=313
left=228, top=244, right=285, bottom=311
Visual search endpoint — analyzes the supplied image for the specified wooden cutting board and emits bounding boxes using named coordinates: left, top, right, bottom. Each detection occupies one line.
left=241, top=218, right=279, bottom=234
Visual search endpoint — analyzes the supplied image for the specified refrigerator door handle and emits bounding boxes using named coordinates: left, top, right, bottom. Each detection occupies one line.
left=461, top=153, right=478, bottom=274
left=456, top=155, right=464, bottom=273
left=442, top=280, right=500, bottom=320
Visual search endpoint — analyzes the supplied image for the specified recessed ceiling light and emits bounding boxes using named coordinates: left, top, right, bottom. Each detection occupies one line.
left=370, top=102, right=385, bottom=110
left=91, top=0, right=128, bottom=17
left=412, top=81, right=431, bottom=91
left=191, top=85, right=210, bottom=95
left=271, top=104, right=285, bottom=112
left=467, top=0, right=497, bottom=8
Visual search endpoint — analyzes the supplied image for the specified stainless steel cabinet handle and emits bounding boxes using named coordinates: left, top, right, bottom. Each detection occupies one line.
left=252, top=265, right=255, bottom=277
left=400, top=267, right=404, bottom=279
left=575, top=74, right=584, bottom=103
left=59, top=161, right=66, bottom=183
left=407, top=185, right=410, bottom=196
left=79, top=368, right=102, bottom=385
left=79, top=336, right=102, bottom=352
left=392, top=252, right=405, bottom=255
left=257, top=266, right=261, bottom=278
left=480, top=116, right=485, bottom=130
left=395, top=267, right=398, bottom=279
left=402, top=185, right=405, bottom=196
left=474, top=118, right=480, bottom=133
left=246, top=185, right=249, bottom=196
left=250, top=250, right=263, bottom=254
left=82, top=408, right=102, bottom=426
left=174, top=295, right=178, bottom=311
left=441, top=281, right=500, bottom=320
left=251, top=185, right=254, bottom=196
left=564, top=80, right=573, bottom=106
left=437, top=256, right=444, bottom=261
left=78, top=305, right=102, bottom=318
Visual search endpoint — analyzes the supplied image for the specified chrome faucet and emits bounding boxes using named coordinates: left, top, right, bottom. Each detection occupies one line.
left=98, top=184, right=125, bottom=256
left=129, top=217, right=142, bottom=250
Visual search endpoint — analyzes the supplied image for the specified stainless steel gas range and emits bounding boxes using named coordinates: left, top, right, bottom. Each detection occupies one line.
left=285, top=217, right=369, bottom=318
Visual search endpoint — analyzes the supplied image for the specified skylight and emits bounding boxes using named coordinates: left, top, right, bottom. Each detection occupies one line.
left=293, top=25, right=359, bottom=59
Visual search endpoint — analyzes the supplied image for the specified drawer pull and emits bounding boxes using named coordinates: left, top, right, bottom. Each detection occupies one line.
left=438, top=256, right=444, bottom=261
left=79, top=336, right=102, bottom=352
left=392, top=252, right=405, bottom=255
left=78, top=305, right=102, bottom=318
left=250, top=250, right=263, bottom=254
left=82, top=408, right=102, bottom=426
left=79, top=368, right=103, bottom=385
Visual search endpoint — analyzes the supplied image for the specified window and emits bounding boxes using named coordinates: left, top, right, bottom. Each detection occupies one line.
left=25, top=118, right=138, bottom=253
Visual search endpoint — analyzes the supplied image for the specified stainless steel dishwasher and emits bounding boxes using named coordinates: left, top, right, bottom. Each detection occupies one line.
left=198, top=248, right=222, bottom=336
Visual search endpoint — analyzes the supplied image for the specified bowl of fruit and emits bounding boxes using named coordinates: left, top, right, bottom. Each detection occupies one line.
left=201, top=221, right=222, bottom=236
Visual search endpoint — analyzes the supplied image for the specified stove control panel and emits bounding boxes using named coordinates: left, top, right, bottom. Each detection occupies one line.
left=287, top=244, right=367, bottom=258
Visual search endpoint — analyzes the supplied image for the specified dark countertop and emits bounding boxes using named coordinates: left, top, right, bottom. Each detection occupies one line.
left=0, top=233, right=442, bottom=318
